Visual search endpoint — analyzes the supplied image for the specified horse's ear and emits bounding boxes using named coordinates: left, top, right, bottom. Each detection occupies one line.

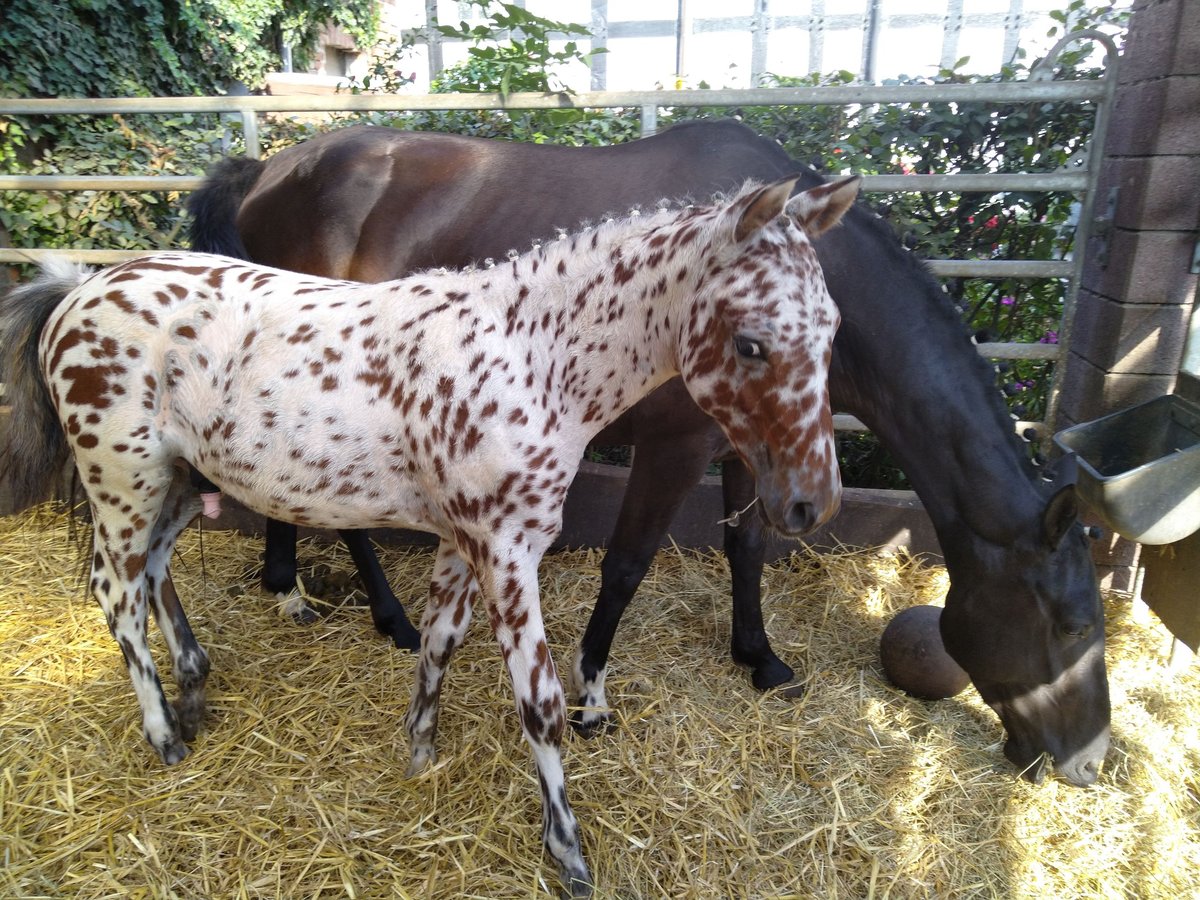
left=786, top=175, right=861, bottom=237
left=733, top=175, right=800, bottom=243
left=1042, top=452, right=1080, bottom=549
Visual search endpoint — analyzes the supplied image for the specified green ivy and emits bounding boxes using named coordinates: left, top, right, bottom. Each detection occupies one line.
left=0, top=0, right=380, bottom=269
left=1, top=114, right=232, bottom=257
left=0, top=0, right=379, bottom=100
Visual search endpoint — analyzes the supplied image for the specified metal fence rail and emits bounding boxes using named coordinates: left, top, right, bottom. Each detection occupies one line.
left=0, top=80, right=1106, bottom=114
left=0, top=31, right=1118, bottom=436
left=0, top=172, right=1091, bottom=194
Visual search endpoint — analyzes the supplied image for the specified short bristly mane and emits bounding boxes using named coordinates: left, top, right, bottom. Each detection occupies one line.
left=410, top=181, right=769, bottom=293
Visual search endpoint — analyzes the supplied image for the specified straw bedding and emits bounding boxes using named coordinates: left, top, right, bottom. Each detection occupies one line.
left=1, top=504, right=1197, bottom=898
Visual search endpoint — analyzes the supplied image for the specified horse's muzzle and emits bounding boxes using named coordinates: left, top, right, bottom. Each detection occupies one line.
left=763, top=490, right=841, bottom=537
left=741, top=442, right=841, bottom=537
left=785, top=501, right=817, bottom=533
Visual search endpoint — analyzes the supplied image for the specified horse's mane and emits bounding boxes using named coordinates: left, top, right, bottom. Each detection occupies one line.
left=828, top=162, right=1037, bottom=471
left=413, top=179, right=764, bottom=284
left=846, top=200, right=971, bottom=332
left=691, top=118, right=957, bottom=309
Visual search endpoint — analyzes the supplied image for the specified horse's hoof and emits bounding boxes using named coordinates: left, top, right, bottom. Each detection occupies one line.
left=377, top=615, right=421, bottom=652
left=406, top=746, right=436, bottom=777
left=155, top=736, right=190, bottom=766
left=260, top=571, right=295, bottom=597
left=743, top=654, right=795, bottom=692
left=773, top=680, right=807, bottom=700
left=392, top=629, right=421, bottom=652
left=557, top=859, right=593, bottom=898
left=277, top=591, right=319, bottom=625
left=569, top=708, right=615, bottom=739
left=172, top=698, right=205, bottom=742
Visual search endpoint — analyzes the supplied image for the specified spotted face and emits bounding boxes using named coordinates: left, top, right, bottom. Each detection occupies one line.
left=675, top=178, right=856, bottom=536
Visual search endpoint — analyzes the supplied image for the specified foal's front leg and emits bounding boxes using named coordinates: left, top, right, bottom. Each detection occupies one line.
left=479, top=548, right=591, bottom=897
left=405, top=541, right=479, bottom=775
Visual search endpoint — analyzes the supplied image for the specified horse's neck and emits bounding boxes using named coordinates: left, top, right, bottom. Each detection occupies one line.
left=825, top=235, right=1046, bottom=554
left=876, top=402, right=1044, bottom=558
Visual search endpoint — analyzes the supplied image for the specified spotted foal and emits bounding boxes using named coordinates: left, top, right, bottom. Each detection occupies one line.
left=0, top=173, right=857, bottom=895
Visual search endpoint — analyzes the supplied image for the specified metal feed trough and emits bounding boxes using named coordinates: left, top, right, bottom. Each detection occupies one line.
left=1055, top=394, right=1200, bottom=547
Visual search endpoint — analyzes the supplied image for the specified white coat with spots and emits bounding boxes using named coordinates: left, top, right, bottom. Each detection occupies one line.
left=0, top=174, right=858, bottom=896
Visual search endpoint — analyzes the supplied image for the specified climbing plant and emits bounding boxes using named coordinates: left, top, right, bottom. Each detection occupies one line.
left=0, top=0, right=378, bottom=101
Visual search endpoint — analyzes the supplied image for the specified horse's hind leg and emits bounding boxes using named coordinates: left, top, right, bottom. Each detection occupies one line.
left=340, top=528, right=421, bottom=650
left=146, top=468, right=210, bottom=741
left=83, top=463, right=189, bottom=764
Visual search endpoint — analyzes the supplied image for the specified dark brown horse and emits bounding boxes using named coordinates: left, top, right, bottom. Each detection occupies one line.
left=187, top=121, right=1110, bottom=787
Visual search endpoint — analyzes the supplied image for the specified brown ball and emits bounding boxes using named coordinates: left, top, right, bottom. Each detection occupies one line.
left=880, top=605, right=970, bottom=700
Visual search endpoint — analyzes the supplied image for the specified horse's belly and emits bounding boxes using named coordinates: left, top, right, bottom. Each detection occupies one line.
left=209, top=459, right=445, bottom=536
left=168, top=374, right=448, bottom=533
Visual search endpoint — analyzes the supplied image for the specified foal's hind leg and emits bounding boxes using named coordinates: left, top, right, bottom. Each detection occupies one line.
left=83, top=465, right=189, bottom=764
left=146, top=468, right=211, bottom=741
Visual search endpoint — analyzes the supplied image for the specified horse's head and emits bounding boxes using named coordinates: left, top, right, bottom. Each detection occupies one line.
left=677, top=175, right=859, bottom=536
left=939, top=454, right=1111, bottom=786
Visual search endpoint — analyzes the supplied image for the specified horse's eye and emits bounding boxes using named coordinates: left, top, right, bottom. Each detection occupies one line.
left=734, top=335, right=765, bottom=360
left=1060, top=621, right=1093, bottom=640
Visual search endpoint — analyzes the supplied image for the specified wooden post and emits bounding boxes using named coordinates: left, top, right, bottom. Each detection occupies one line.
left=1058, top=0, right=1200, bottom=590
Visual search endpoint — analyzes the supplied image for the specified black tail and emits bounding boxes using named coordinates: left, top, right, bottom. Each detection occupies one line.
left=0, top=261, right=92, bottom=510
left=185, top=155, right=266, bottom=259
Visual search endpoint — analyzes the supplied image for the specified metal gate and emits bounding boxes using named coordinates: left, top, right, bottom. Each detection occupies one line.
left=0, top=29, right=1119, bottom=442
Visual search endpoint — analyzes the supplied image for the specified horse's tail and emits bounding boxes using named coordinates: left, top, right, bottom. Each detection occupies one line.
left=185, top=155, right=265, bottom=258
left=0, top=260, right=91, bottom=510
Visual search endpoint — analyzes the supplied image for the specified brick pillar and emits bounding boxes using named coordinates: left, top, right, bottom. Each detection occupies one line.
left=1057, top=0, right=1200, bottom=589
